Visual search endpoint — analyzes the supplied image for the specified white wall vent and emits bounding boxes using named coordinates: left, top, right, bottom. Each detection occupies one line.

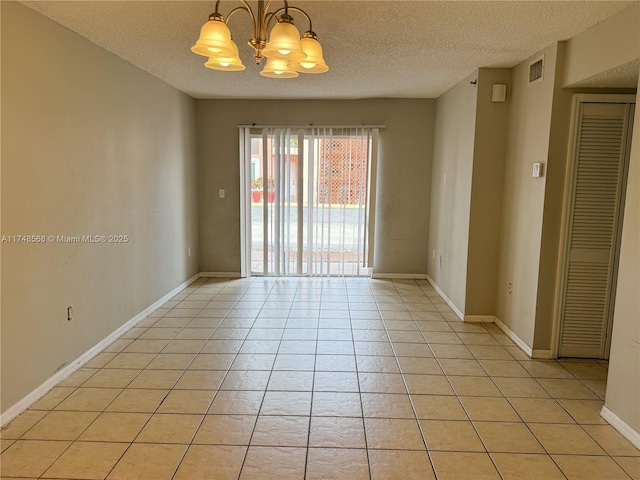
left=528, top=55, right=544, bottom=85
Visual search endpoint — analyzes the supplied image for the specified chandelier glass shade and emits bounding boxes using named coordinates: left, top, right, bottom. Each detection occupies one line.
left=289, top=32, right=329, bottom=73
left=260, top=57, right=299, bottom=78
left=204, top=41, right=246, bottom=71
left=191, top=15, right=235, bottom=57
left=192, top=1, right=328, bottom=78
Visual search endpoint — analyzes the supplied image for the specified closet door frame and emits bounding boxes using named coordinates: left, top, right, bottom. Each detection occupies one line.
left=552, top=94, right=635, bottom=359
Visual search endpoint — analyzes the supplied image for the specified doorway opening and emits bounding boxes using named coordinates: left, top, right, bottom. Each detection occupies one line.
left=240, top=126, right=379, bottom=277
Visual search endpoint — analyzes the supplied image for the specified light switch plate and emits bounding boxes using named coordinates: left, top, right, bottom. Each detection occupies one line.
left=219, top=189, right=225, bottom=198
left=532, top=163, right=543, bottom=178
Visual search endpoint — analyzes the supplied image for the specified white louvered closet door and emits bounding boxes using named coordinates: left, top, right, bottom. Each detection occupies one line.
left=559, top=102, right=635, bottom=358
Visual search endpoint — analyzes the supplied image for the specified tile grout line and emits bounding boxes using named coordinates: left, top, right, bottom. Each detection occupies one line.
left=2, top=277, right=632, bottom=480
left=236, top=277, right=296, bottom=479
left=378, top=279, right=439, bottom=480
left=303, top=278, right=322, bottom=480
left=348, top=280, right=374, bottom=480
left=212, top=276, right=272, bottom=478
left=167, top=276, right=259, bottom=480
left=414, top=281, right=524, bottom=479
left=97, top=277, right=238, bottom=480
left=96, top=277, right=238, bottom=478
left=30, top=277, right=216, bottom=480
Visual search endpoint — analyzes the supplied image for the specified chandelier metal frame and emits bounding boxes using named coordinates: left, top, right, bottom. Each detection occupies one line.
left=192, top=0, right=329, bottom=78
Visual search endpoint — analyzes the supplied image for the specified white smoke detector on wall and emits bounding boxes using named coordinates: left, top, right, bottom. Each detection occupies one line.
left=492, top=84, right=507, bottom=102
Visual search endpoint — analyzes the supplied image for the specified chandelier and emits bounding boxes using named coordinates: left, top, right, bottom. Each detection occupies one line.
left=191, top=0, right=329, bottom=78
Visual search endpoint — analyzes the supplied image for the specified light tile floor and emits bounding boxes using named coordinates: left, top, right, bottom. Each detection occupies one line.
left=1, top=277, right=639, bottom=480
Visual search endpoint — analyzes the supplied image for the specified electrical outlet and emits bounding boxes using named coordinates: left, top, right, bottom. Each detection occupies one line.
left=67, top=306, right=73, bottom=321
left=219, top=189, right=225, bottom=199
left=508, top=282, right=513, bottom=294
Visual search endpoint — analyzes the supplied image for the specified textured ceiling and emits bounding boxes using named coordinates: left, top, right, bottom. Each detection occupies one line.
left=21, top=1, right=635, bottom=99
left=567, top=59, right=640, bottom=89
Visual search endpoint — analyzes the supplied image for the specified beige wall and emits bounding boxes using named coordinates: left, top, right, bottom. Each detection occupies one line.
left=605, top=76, right=640, bottom=435
left=428, top=68, right=511, bottom=317
left=496, top=44, right=558, bottom=347
left=427, top=72, right=478, bottom=312
left=563, top=3, right=640, bottom=87
left=196, top=99, right=435, bottom=275
left=465, top=68, right=511, bottom=316
left=534, top=43, right=573, bottom=351
left=1, top=2, right=199, bottom=413
left=532, top=41, right=635, bottom=351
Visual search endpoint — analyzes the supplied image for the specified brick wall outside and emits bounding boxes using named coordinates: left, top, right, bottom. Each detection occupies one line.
left=318, top=138, right=368, bottom=205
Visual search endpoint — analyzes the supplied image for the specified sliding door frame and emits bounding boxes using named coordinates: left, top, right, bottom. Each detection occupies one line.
left=239, top=125, right=382, bottom=277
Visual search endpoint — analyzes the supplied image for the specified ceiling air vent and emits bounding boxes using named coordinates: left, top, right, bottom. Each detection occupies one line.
left=528, top=55, right=544, bottom=85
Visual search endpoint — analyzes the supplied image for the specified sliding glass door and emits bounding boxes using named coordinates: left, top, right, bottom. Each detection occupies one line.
left=240, top=126, right=378, bottom=277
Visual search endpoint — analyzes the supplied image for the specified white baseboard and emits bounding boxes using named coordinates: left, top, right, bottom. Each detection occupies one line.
left=482, top=317, right=555, bottom=359
left=426, top=275, right=464, bottom=320
left=0, top=272, right=201, bottom=427
left=464, top=315, right=497, bottom=324
left=531, top=349, right=554, bottom=359
left=601, top=406, right=640, bottom=449
left=199, top=272, right=242, bottom=278
left=493, top=317, right=534, bottom=358
left=371, top=273, right=428, bottom=280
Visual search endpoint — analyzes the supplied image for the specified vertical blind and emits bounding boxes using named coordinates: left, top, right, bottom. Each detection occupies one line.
left=240, top=126, right=379, bottom=277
